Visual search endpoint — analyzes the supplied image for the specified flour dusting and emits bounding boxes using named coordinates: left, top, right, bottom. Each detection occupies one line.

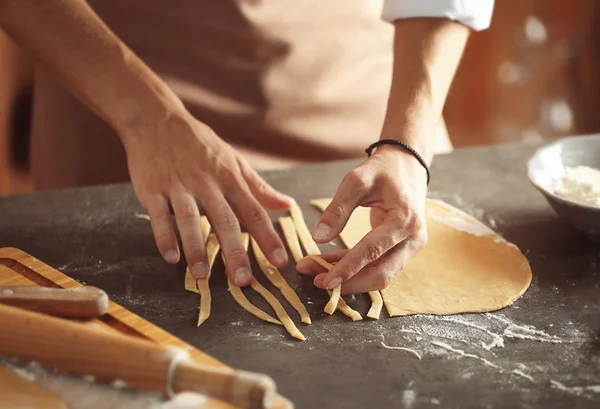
left=551, top=380, right=600, bottom=398
left=402, top=390, right=416, bottom=409
left=511, top=369, right=534, bottom=381
left=554, top=165, right=600, bottom=207
left=431, top=341, right=500, bottom=370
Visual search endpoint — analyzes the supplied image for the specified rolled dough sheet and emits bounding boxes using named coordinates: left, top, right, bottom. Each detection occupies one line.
left=310, top=198, right=532, bottom=316
left=250, top=237, right=311, bottom=324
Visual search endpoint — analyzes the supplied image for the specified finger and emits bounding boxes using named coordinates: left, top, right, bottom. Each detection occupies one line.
left=322, top=220, right=408, bottom=289
left=238, top=158, right=293, bottom=210
left=146, top=194, right=180, bottom=264
left=199, top=185, right=253, bottom=287
left=227, top=187, right=288, bottom=267
left=339, top=241, right=410, bottom=294
left=295, top=250, right=348, bottom=275
left=170, top=190, right=209, bottom=279
left=313, top=170, right=370, bottom=243
left=314, top=273, right=326, bottom=288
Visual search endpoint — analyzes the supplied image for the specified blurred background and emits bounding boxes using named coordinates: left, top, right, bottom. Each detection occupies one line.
left=1, top=0, right=599, bottom=195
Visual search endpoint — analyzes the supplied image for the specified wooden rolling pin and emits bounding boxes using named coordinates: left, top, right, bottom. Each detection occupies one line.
left=0, top=285, right=108, bottom=318
left=0, top=303, right=282, bottom=409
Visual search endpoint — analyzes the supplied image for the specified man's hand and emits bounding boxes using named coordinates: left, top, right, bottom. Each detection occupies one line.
left=123, top=112, right=292, bottom=286
left=296, top=145, right=428, bottom=294
left=294, top=18, right=471, bottom=293
left=0, top=0, right=293, bottom=287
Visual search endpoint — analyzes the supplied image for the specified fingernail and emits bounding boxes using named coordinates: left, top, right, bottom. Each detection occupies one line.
left=271, top=248, right=287, bottom=266
left=297, top=266, right=312, bottom=275
left=326, top=276, right=343, bottom=289
left=314, top=275, right=325, bottom=288
left=313, top=223, right=331, bottom=241
left=164, top=250, right=179, bottom=264
left=191, top=262, right=210, bottom=279
left=235, top=267, right=252, bottom=285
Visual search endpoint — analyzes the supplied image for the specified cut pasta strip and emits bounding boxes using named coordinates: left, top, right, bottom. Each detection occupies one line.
left=366, top=291, right=384, bottom=320
left=250, top=279, right=306, bottom=341
left=251, top=237, right=311, bottom=324
left=302, top=255, right=340, bottom=315
left=278, top=217, right=304, bottom=263
left=289, top=202, right=342, bottom=314
left=197, top=234, right=221, bottom=326
left=224, top=233, right=282, bottom=326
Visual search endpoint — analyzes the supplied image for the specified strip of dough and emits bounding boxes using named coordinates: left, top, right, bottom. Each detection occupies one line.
left=309, top=199, right=383, bottom=320
left=250, top=279, right=306, bottom=341
left=184, top=216, right=212, bottom=293
left=278, top=217, right=304, bottom=263
left=300, top=255, right=362, bottom=321
left=367, top=291, right=384, bottom=320
left=302, top=255, right=340, bottom=315
left=251, top=237, right=311, bottom=324
left=197, top=234, right=221, bottom=326
left=224, top=233, right=282, bottom=326
left=289, top=202, right=342, bottom=314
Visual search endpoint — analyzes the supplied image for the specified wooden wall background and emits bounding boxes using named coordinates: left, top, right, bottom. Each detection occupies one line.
left=1, top=0, right=599, bottom=195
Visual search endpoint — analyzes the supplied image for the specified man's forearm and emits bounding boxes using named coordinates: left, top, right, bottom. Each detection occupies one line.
left=0, top=0, right=181, bottom=139
left=381, top=18, right=470, bottom=162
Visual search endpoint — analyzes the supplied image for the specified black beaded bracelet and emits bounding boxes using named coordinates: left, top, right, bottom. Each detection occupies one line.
left=365, top=139, right=431, bottom=185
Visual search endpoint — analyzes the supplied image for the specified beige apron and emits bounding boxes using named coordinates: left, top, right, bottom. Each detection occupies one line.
left=30, top=0, right=452, bottom=190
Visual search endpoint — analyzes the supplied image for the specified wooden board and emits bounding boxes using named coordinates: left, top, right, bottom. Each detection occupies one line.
left=0, top=247, right=288, bottom=409
left=0, top=364, right=67, bottom=409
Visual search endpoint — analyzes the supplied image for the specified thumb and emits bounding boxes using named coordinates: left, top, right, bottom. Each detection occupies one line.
left=313, top=171, right=367, bottom=243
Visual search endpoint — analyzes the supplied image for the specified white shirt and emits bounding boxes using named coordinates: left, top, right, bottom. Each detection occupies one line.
left=382, top=0, right=494, bottom=31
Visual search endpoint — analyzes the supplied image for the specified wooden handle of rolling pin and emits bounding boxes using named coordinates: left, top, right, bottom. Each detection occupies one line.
left=0, top=285, right=108, bottom=318
left=0, top=303, right=277, bottom=409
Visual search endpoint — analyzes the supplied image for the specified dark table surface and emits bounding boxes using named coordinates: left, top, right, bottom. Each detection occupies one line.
left=0, top=141, right=599, bottom=409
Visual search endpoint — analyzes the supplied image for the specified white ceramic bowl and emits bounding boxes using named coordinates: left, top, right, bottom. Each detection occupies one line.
left=527, top=133, right=600, bottom=240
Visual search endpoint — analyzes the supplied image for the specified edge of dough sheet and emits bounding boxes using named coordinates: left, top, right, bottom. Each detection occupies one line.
left=310, top=197, right=533, bottom=318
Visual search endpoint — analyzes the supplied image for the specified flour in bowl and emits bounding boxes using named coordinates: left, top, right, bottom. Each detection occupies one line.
left=554, top=166, right=600, bottom=207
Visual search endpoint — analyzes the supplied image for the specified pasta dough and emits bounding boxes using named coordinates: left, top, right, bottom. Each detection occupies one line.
left=250, top=237, right=311, bottom=324
left=278, top=217, right=304, bottom=263
left=310, top=198, right=532, bottom=316
left=224, top=233, right=282, bottom=326
left=286, top=205, right=362, bottom=320
left=302, top=256, right=340, bottom=315
left=196, top=234, right=221, bottom=326
left=290, top=202, right=342, bottom=312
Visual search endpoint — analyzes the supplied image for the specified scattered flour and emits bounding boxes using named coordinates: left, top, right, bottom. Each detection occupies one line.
left=1, top=289, right=14, bottom=296
left=402, top=390, right=416, bottom=409
left=436, top=316, right=504, bottom=350
left=380, top=342, right=422, bottom=360
left=511, top=369, right=534, bottom=381
left=554, top=165, right=600, bottom=207
left=431, top=341, right=500, bottom=370
left=551, top=380, right=600, bottom=398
